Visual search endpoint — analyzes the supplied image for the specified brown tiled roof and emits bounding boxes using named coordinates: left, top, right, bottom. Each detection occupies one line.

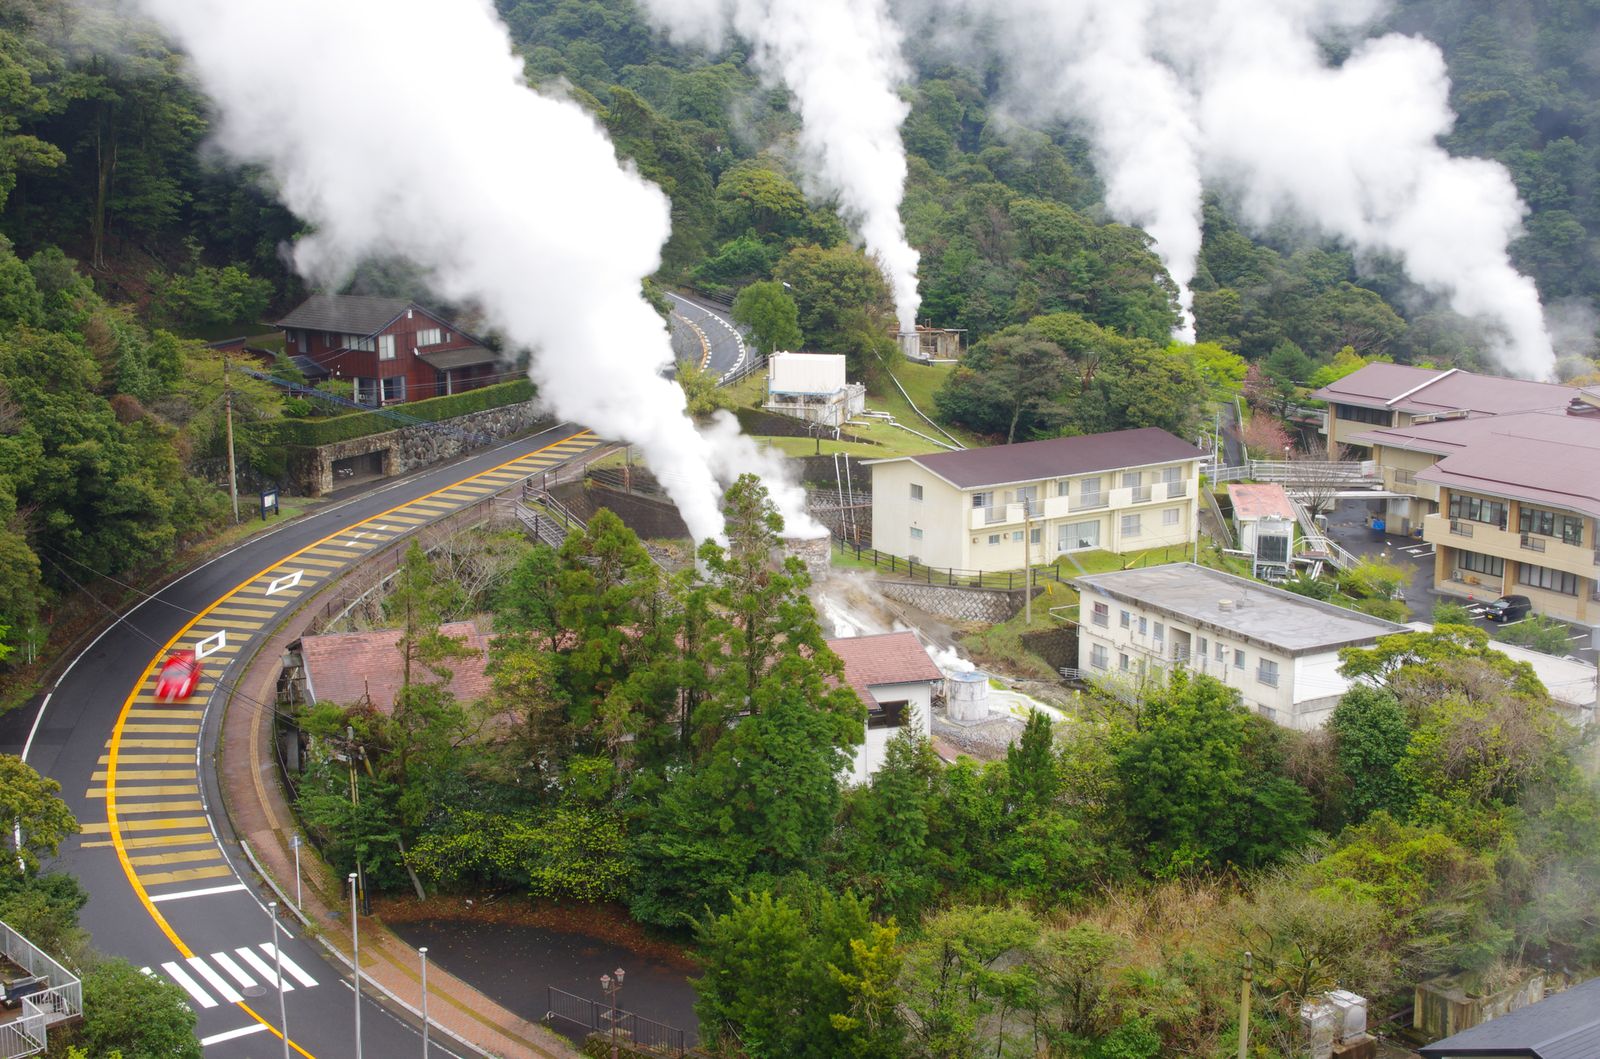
left=299, top=621, right=494, bottom=712
left=1411, top=411, right=1600, bottom=519
left=826, top=632, right=944, bottom=706
left=874, top=428, right=1204, bottom=490
left=275, top=294, right=415, bottom=335
left=1311, top=363, right=1574, bottom=417
left=1227, top=483, right=1295, bottom=521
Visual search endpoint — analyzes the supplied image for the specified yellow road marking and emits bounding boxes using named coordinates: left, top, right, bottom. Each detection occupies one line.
left=121, top=739, right=197, bottom=750
left=127, top=709, right=202, bottom=720
left=89, top=831, right=214, bottom=850
left=86, top=785, right=197, bottom=799
left=124, top=723, right=201, bottom=734
left=129, top=848, right=223, bottom=867
left=114, top=800, right=205, bottom=815
left=92, top=770, right=195, bottom=782
left=103, top=427, right=592, bottom=1059
left=139, top=864, right=235, bottom=886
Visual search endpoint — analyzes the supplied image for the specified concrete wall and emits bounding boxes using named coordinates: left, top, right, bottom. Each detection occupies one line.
left=299, top=402, right=555, bottom=495
left=874, top=579, right=1028, bottom=624
left=552, top=482, right=691, bottom=541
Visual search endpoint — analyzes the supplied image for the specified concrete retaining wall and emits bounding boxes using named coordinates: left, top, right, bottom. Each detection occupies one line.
left=552, top=482, right=691, bottom=542
left=298, top=402, right=556, bottom=495
left=875, top=579, right=1034, bottom=624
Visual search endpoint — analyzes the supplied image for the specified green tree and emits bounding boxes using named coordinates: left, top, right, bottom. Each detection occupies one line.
left=0, top=755, right=78, bottom=879
left=80, top=958, right=202, bottom=1059
left=714, top=162, right=808, bottom=240
left=1329, top=686, right=1414, bottom=824
left=731, top=280, right=803, bottom=355
left=935, top=331, right=1069, bottom=442
left=773, top=244, right=892, bottom=353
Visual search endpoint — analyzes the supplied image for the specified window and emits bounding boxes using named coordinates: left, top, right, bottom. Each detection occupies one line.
left=1198, top=636, right=1208, bottom=657
left=345, top=333, right=376, bottom=352
left=1121, top=514, right=1142, bottom=538
left=1137, top=616, right=1148, bottom=635
left=1011, top=531, right=1024, bottom=542
left=1090, top=644, right=1109, bottom=670
left=1015, top=484, right=1040, bottom=516
left=1257, top=659, right=1280, bottom=687
left=1153, top=622, right=1165, bottom=643
left=972, top=492, right=991, bottom=509
left=1122, top=471, right=1141, bottom=489
left=1335, top=403, right=1393, bottom=426
left=1058, top=520, right=1101, bottom=551
left=353, top=378, right=377, bottom=406
left=1163, top=508, right=1181, bottom=527
left=1057, top=479, right=1071, bottom=497
left=1161, top=466, right=1183, bottom=485
left=909, top=527, right=923, bottom=540
left=1458, top=551, right=1504, bottom=577
left=1119, top=610, right=1131, bottom=629
left=1233, top=648, right=1245, bottom=669
left=1091, top=602, right=1109, bottom=627
left=1215, top=641, right=1226, bottom=662
left=415, top=326, right=443, bottom=347
left=867, top=701, right=908, bottom=730
left=377, top=334, right=396, bottom=360
left=1119, top=653, right=1130, bottom=672
left=1448, top=494, right=1507, bottom=527
left=381, top=375, right=406, bottom=403
left=1080, top=476, right=1102, bottom=498
left=910, top=483, right=923, bottom=501
left=294, top=329, right=307, bottom=354
left=987, top=534, right=1000, bottom=545
left=1519, top=506, right=1584, bottom=545
left=1030, top=527, right=1042, bottom=545
left=1518, top=563, right=1580, bottom=596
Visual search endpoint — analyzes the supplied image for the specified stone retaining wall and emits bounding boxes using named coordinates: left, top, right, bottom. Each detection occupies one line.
left=874, top=579, right=1037, bottom=624
left=297, top=402, right=556, bottom=495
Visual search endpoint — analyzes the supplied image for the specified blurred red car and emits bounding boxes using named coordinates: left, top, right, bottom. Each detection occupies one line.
left=155, top=650, right=201, bottom=701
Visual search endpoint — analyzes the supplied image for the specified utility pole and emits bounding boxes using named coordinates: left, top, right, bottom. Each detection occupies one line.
left=419, top=947, right=431, bottom=1059
left=224, top=353, right=240, bottom=524
left=350, top=873, right=364, bottom=1059
left=1237, top=950, right=1252, bottom=1059
left=1023, top=494, right=1033, bottom=624
left=269, top=901, right=290, bottom=1059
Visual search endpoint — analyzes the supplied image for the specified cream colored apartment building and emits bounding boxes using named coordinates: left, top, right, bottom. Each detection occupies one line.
left=867, top=428, right=1204, bottom=573
left=1073, top=564, right=1408, bottom=729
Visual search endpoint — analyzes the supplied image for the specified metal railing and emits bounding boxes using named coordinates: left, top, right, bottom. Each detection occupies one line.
left=545, top=986, right=688, bottom=1056
left=1, top=919, right=81, bottom=1059
left=1450, top=520, right=1475, bottom=538
left=983, top=506, right=1009, bottom=525
left=1070, top=493, right=1108, bottom=512
left=1521, top=534, right=1547, bottom=553
left=832, top=537, right=1071, bottom=592
left=1393, top=468, right=1419, bottom=485
left=1129, top=485, right=1153, bottom=503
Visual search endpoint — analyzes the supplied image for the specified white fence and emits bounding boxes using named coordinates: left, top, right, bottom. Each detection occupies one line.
left=1, top=919, right=81, bottom=1059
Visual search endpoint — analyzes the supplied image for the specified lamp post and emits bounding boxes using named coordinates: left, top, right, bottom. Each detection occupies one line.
left=291, top=834, right=302, bottom=911
left=269, top=902, right=290, bottom=1059
left=419, top=947, right=430, bottom=1059
left=350, top=873, right=363, bottom=1059
left=601, top=968, right=625, bottom=1059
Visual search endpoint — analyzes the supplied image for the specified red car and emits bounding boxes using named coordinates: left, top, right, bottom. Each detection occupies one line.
left=155, top=650, right=201, bottom=701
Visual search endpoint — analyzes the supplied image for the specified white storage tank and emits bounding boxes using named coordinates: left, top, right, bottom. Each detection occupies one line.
left=947, top=669, right=990, bottom=722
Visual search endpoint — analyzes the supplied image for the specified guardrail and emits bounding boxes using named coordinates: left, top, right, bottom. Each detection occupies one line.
left=1, top=919, right=80, bottom=1059
left=545, top=985, right=687, bottom=1056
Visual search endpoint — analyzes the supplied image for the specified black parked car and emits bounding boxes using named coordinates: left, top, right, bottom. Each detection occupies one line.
left=1482, top=595, right=1532, bottom=623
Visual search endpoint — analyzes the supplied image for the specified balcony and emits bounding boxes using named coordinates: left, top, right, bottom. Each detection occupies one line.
left=1128, top=485, right=1154, bottom=503
left=1070, top=493, right=1107, bottom=513
left=1424, top=514, right=1599, bottom=577
left=983, top=506, right=1009, bottom=525
left=1450, top=520, right=1475, bottom=538
left=1521, top=534, right=1547, bottom=553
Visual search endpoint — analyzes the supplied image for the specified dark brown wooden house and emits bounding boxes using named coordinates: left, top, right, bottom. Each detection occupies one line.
left=276, top=294, right=504, bottom=406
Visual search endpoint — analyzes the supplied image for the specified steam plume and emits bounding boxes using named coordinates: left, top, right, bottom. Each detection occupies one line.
left=639, top=0, right=923, bottom=332
left=128, top=0, right=812, bottom=540
left=907, top=0, right=1555, bottom=375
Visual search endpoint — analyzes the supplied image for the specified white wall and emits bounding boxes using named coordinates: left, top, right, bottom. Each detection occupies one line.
left=850, top=679, right=935, bottom=784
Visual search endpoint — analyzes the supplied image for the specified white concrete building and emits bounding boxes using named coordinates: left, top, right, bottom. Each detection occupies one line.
left=1072, top=564, right=1408, bottom=729
left=867, top=428, right=1204, bottom=573
left=827, top=632, right=943, bottom=783
left=764, top=352, right=866, bottom=429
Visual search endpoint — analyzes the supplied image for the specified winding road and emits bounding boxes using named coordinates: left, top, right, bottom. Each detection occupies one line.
left=0, top=423, right=604, bottom=1058
left=666, top=292, right=748, bottom=382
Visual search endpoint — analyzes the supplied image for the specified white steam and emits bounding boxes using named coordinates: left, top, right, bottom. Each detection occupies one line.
left=909, top=0, right=1555, bottom=376
left=639, top=0, right=922, bottom=332
left=128, top=0, right=816, bottom=541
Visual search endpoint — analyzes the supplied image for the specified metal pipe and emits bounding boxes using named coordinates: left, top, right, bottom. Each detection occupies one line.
left=351, top=873, right=363, bottom=1059
left=419, top=946, right=430, bottom=1059
left=270, top=901, right=290, bottom=1059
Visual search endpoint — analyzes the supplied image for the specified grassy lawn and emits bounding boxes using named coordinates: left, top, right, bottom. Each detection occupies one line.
left=208, top=495, right=322, bottom=550
left=864, top=361, right=984, bottom=449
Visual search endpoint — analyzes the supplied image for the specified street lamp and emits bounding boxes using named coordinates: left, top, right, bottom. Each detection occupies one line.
left=269, top=901, right=290, bottom=1059
left=350, top=873, right=363, bottom=1059
left=601, top=968, right=625, bottom=1059
left=419, top=947, right=430, bottom=1059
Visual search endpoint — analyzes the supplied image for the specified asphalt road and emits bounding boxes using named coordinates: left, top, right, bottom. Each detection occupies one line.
left=0, top=423, right=604, bottom=1058
left=665, top=292, right=748, bottom=381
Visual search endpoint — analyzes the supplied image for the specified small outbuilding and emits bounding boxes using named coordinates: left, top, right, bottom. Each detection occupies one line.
left=827, top=631, right=944, bottom=783
left=764, top=352, right=866, bottom=429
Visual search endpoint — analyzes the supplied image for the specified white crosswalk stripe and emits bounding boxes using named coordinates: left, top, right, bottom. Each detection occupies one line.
left=161, top=961, right=218, bottom=1008
left=209, top=951, right=257, bottom=989
left=187, top=956, right=243, bottom=1004
left=258, top=943, right=318, bottom=987
left=234, top=946, right=292, bottom=991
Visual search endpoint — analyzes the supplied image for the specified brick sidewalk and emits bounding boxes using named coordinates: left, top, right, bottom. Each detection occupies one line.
left=220, top=550, right=581, bottom=1059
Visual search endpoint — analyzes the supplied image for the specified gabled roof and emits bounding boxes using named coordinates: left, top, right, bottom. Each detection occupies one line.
left=826, top=632, right=944, bottom=706
left=1311, top=363, right=1575, bottom=418
left=418, top=346, right=501, bottom=371
left=297, top=621, right=494, bottom=711
left=276, top=294, right=420, bottom=336
left=1419, top=977, right=1600, bottom=1058
left=870, top=428, right=1204, bottom=491
left=1227, top=483, right=1295, bottom=522
left=1404, top=410, right=1600, bottom=520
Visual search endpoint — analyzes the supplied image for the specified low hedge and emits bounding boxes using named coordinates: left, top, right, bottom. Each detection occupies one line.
left=253, top=378, right=536, bottom=449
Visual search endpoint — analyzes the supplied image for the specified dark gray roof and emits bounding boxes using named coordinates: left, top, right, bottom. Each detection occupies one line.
left=1419, top=978, right=1600, bottom=1058
left=275, top=295, right=414, bottom=335
left=289, top=354, right=329, bottom=378
left=875, top=428, right=1204, bottom=490
left=1311, top=363, right=1574, bottom=417
left=417, top=346, right=500, bottom=371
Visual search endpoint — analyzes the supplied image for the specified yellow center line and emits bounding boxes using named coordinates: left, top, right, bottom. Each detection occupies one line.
left=104, top=427, right=593, bottom=1057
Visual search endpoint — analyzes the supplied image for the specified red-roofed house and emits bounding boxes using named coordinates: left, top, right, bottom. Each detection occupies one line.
left=827, top=632, right=945, bottom=783
left=1227, top=483, right=1298, bottom=560
left=292, top=621, right=495, bottom=712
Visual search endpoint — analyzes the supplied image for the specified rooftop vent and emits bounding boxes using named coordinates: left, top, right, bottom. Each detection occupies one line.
left=1218, top=599, right=1235, bottom=611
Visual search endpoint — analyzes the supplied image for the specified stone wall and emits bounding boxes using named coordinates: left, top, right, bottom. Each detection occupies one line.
left=299, top=402, right=556, bottom=495
left=1021, top=626, right=1078, bottom=672
left=874, top=579, right=1041, bottom=624
left=552, top=481, right=691, bottom=541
